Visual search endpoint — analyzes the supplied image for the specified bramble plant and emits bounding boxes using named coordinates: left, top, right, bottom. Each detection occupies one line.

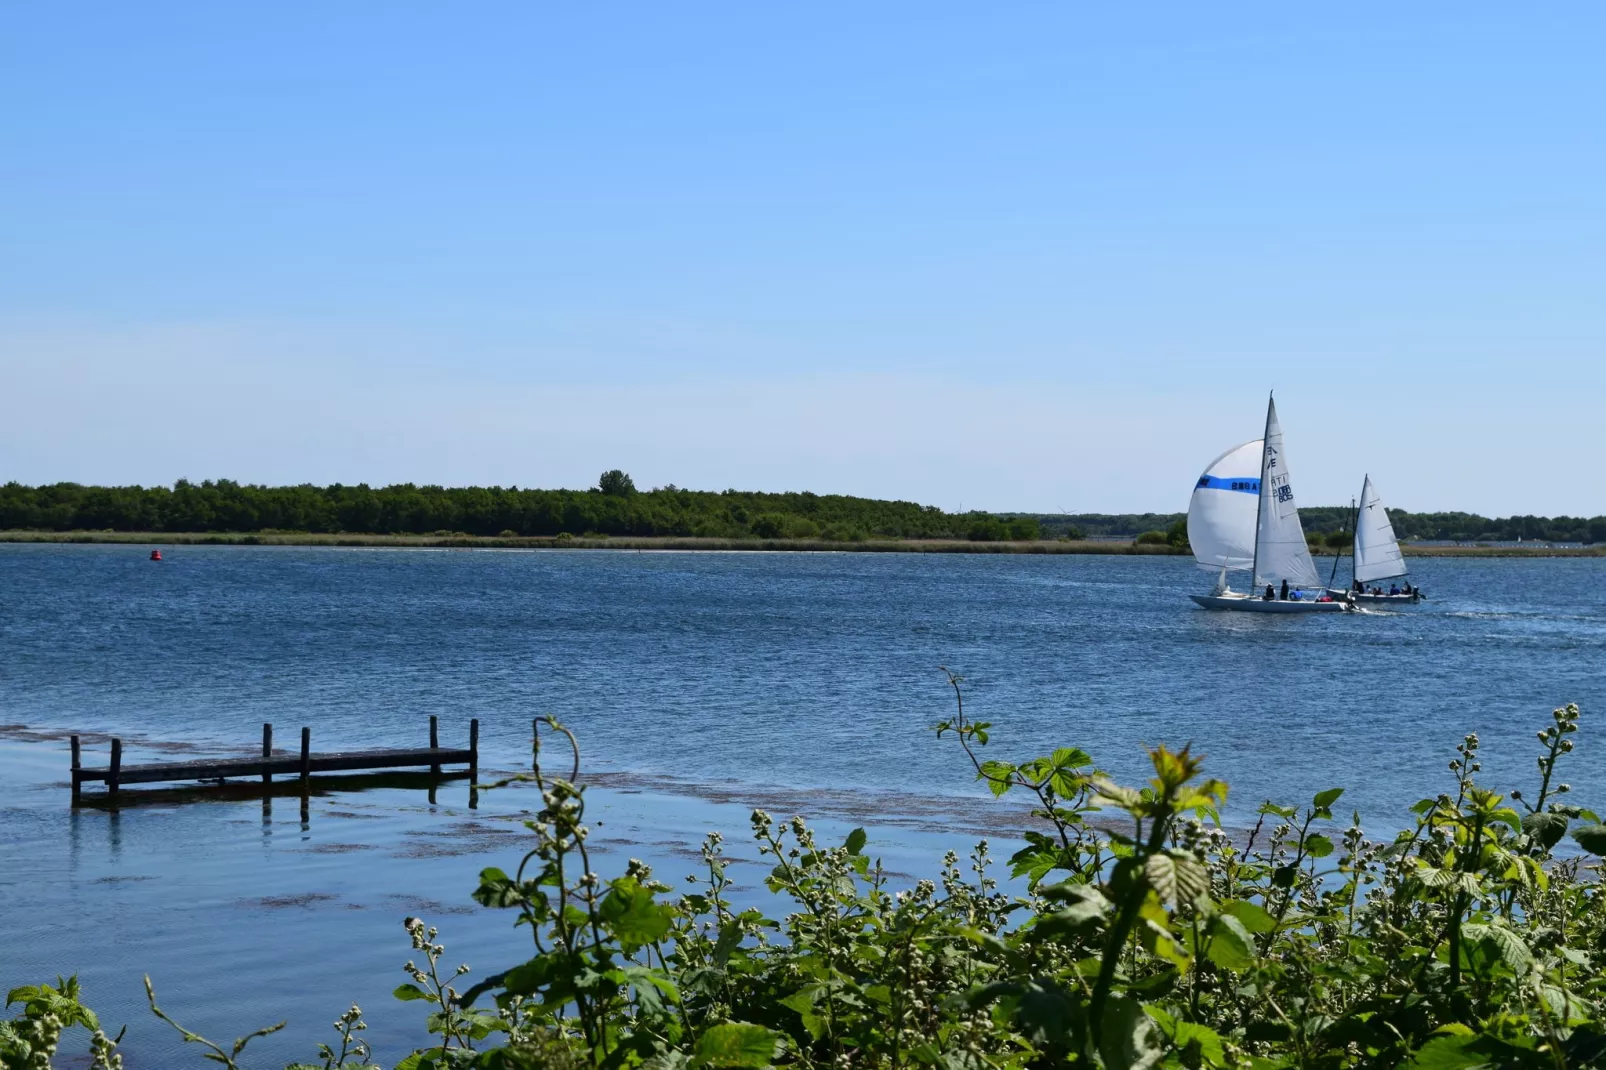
left=5, top=696, right=1604, bottom=1069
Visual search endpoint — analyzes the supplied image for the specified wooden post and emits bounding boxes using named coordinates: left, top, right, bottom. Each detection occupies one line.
left=262, top=723, right=273, bottom=786
left=469, top=718, right=479, bottom=784
left=429, top=715, right=441, bottom=775
left=71, top=735, right=82, bottom=805
left=108, top=738, right=122, bottom=802
left=300, top=727, right=311, bottom=782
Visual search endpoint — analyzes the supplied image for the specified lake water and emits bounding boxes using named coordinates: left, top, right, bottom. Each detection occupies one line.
left=3, top=545, right=1602, bottom=1066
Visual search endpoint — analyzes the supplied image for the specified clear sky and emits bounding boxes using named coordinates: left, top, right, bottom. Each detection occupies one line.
left=3, top=4, right=1602, bottom=515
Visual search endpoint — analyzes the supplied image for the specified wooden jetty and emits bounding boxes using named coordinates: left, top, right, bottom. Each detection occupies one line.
left=70, top=716, right=478, bottom=803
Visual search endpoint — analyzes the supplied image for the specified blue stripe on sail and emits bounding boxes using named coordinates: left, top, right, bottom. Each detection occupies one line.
left=1195, top=476, right=1260, bottom=494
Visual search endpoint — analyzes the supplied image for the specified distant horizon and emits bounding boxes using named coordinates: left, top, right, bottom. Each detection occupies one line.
left=3, top=475, right=1601, bottom=525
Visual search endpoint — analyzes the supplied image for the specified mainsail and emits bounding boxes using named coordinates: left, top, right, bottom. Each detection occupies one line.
left=1187, top=439, right=1262, bottom=572
left=1253, top=397, right=1322, bottom=588
left=1353, top=474, right=1407, bottom=583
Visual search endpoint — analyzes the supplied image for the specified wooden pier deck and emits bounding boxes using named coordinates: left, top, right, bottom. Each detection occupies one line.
left=71, top=716, right=478, bottom=803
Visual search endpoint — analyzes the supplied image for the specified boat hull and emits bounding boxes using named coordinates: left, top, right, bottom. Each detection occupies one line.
left=1327, top=589, right=1423, bottom=605
left=1190, top=593, right=1350, bottom=612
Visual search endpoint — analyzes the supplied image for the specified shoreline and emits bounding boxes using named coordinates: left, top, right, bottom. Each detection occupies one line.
left=0, top=530, right=1602, bottom=557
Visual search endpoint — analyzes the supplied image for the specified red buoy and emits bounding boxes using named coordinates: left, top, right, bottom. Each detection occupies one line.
left=150, top=550, right=163, bottom=561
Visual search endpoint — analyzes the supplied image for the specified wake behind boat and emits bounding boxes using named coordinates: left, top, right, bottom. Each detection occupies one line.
left=1187, top=394, right=1351, bottom=613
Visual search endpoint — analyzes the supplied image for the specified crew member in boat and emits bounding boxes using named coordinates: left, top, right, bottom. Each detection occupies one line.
left=1280, top=579, right=1289, bottom=600
left=1389, top=583, right=1400, bottom=596
left=1264, top=585, right=1275, bottom=601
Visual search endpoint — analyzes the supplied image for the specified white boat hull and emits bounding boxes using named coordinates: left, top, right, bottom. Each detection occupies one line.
left=1327, top=589, right=1423, bottom=605
left=1190, top=593, right=1351, bottom=613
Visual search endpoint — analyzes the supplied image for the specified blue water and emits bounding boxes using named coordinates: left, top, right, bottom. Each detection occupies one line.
left=2, top=545, right=1603, bottom=1065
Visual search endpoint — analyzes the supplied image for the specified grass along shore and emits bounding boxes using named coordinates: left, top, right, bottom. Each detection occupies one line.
left=3, top=529, right=1603, bottom=557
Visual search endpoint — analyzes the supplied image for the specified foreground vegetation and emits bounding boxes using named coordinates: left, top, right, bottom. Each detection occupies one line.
left=6, top=693, right=1604, bottom=1069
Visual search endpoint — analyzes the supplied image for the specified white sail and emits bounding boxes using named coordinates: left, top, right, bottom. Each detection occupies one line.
left=1253, top=397, right=1321, bottom=589
left=1187, top=439, right=1262, bottom=572
left=1353, top=474, right=1407, bottom=583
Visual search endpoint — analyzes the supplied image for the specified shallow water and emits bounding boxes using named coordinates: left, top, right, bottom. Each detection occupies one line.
left=2, top=545, right=1602, bottom=1065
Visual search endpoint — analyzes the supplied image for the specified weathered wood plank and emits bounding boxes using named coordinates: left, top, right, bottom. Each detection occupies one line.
left=75, top=747, right=474, bottom=784
left=71, top=716, right=482, bottom=800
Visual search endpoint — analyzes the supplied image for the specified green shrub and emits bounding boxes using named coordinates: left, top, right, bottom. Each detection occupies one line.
left=749, top=513, right=789, bottom=540
left=9, top=700, right=1602, bottom=1069
left=1135, top=529, right=1167, bottom=545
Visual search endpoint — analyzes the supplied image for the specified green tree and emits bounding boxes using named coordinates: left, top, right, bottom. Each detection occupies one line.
left=596, top=470, right=636, bottom=497
left=1006, top=517, right=1041, bottom=540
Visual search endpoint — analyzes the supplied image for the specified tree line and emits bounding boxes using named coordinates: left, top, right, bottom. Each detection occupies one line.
left=1036, top=508, right=1606, bottom=544
left=3, top=476, right=1597, bottom=543
left=0, top=473, right=1042, bottom=542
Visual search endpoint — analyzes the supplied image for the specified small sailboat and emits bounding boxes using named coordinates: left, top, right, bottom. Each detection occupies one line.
left=1188, top=395, right=1351, bottom=613
left=1327, top=475, right=1422, bottom=604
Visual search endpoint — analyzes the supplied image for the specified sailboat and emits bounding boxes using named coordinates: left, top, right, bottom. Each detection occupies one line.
left=1326, top=475, right=1422, bottom=604
left=1188, top=395, right=1351, bottom=613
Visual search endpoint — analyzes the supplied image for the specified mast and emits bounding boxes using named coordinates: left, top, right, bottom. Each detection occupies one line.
left=1251, top=393, right=1272, bottom=591
left=1326, top=497, right=1351, bottom=590
left=1350, top=486, right=1362, bottom=588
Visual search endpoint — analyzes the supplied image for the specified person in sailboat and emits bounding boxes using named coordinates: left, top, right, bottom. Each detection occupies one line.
left=1389, top=583, right=1400, bottom=596
left=1280, top=579, right=1289, bottom=601
left=1264, top=584, right=1275, bottom=601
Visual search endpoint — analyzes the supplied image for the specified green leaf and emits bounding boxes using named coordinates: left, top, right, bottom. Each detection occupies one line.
left=1206, top=914, right=1255, bottom=973
left=843, top=827, right=867, bottom=855
left=1097, top=780, right=1144, bottom=810
left=1220, top=899, right=1277, bottom=934
left=978, top=760, right=1016, bottom=796
left=713, top=922, right=743, bottom=966
left=392, top=983, right=433, bottom=1003
left=1145, top=852, right=1208, bottom=907
left=1304, top=834, right=1334, bottom=858
left=5, top=986, right=41, bottom=1008
left=1172, top=1020, right=1228, bottom=1069
left=1487, top=807, right=1523, bottom=830
left=779, top=985, right=827, bottom=1042
left=1313, top=787, right=1345, bottom=810
left=1100, top=995, right=1164, bottom=1070
left=1050, top=746, right=1094, bottom=769
left=471, top=867, right=524, bottom=909
left=1404, top=1033, right=1494, bottom=1070
left=1462, top=924, right=1533, bottom=973
left=1031, top=886, right=1109, bottom=941
left=599, top=878, right=674, bottom=951
left=1572, top=824, right=1606, bottom=855
left=691, top=1022, right=778, bottom=1068
left=1522, top=810, right=1569, bottom=850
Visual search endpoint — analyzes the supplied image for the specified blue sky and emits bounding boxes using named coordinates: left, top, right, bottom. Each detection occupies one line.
left=3, top=4, right=1602, bottom=514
